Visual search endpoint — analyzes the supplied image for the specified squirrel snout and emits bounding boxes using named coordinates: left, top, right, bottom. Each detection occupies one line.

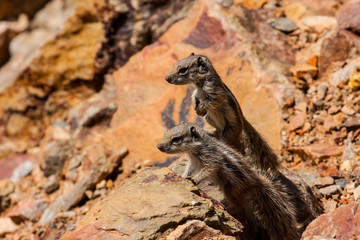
left=165, top=74, right=171, bottom=83
left=157, top=143, right=165, bottom=152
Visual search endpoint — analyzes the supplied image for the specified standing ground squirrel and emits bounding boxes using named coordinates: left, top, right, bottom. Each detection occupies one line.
left=157, top=122, right=301, bottom=240
left=165, top=53, right=279, bottom=172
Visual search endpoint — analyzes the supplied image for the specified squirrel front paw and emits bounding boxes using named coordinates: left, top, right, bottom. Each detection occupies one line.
left=195, top=105, right=207, bottom=116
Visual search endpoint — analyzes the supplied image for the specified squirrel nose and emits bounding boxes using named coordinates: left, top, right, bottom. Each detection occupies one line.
left=165, top=74, right=171, bottom=83
left=157, top=143, right=165, bottom=152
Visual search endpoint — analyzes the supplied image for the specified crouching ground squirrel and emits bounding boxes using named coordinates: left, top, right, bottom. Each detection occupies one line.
left=157, top=122, right=301, bottom=240
left=165, top=53, right=279, bottom=172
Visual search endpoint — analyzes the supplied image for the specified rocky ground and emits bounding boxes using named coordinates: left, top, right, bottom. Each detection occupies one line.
left=0, top=0, right=360, bottom=239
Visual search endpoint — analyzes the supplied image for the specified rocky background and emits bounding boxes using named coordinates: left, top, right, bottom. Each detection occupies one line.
left=0, top=0, right=359, bottom=239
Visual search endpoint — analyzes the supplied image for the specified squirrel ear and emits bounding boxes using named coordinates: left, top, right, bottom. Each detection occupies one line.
left=190, top=126, right=200, bottom=139
left=197, top=57, right=207, bottom=72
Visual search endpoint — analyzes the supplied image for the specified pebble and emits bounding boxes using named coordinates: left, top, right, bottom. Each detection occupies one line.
left=346, top=182, right=356, bottom=193
left=10, top=161, right=37, bottom=183
left=93, top=188, right=106, bottom=198
left=340, top=160, right=352, bottom=172
left=269, top=18, right=298, bottom=33
left=0, top=217, right=18, bottom=235
left=314, top=176, right=334, bottom=187
left=44, top=175, right=60, bottom=194
left=106, top=179, right=114, bottom=189
left=317, top=83, right=329, bottom=100
left=96, top=180, right=106, bottom=190
left=341, top=106, right=356, bottom=115
left=319, top=185, right=341, bottom=198
left=335, top=178, right=350, bottom=189
left=354, top=186, right=360, bottom=201
left=328, top=106, right=341, bottom=115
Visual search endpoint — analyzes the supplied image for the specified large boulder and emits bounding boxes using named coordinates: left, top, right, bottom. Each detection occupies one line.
left=303, top=201, right=360, bottom=239
left=60, top=168, right=243, bottom=240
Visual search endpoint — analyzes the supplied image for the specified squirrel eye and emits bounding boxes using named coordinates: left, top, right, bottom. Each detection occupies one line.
left=178, top=67, right=188, bottom=75
left=171, top=137, right=182, bottom=145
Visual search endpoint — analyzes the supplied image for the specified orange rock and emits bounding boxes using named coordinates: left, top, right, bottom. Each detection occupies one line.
left=106, top=0, right=285, bottom=171
left=284, top=2, right=307, bottom=23
left=290, top=63, right=318, bottom=79
left=234, top=0, right=268, bottom=9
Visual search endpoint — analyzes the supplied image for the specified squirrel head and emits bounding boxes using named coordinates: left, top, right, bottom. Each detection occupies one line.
left=157, top=122, right=203, bottom=154
left=165, top=54, right=214, bottom=86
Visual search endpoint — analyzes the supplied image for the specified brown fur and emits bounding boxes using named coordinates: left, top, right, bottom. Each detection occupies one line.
left=158, top=122, right=301, bottom=240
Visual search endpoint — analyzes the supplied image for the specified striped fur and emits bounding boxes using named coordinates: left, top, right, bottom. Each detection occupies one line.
left=157, top=123, right=301, bottom=240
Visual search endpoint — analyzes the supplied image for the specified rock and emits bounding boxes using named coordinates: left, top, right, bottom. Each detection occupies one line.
left=5, top=113, right=30, bottom=137
left=341, top=106, right=356, bottom=116
left=0, top=0, right=76, bottom=94
left=299, top=16, right=337, bottom=34
left=316, top=163, right=342, bottom=178
left=288, top=145, right=343, bottom=164
left=317, top=83, right=328, bottom=100
left=60, top=168, right=242, bottom=240
left=354, top=186, right=360, bottom=201
left=288, top=112, right=307, bottom=131
left=345, top=182, right=356, bottom=193
left=40, top=146, right=128, bottom=225
left=107, top=0, right=287, bottom=171
left=216, top=0, right=233, bottom=8
left=341, top=116, right=360, bottom=131
left=41, top=142, right=73, bottom=177
left=0, top=154, right=38, bottom=180
left=0, top=15, right=28, bottom=67
left=327, top=105, right=340, bottom=115
left=323, top=199, right=337, bottom=213
left=284, top=2, right=307, bottom=23
left=10, top=160, right=37, bottom=183
left=318, top=185, right=341, bottom=198
left=234, top=0, right=268, bottom=9
left=67, top=155, right=83, bottom=170
left=51, top=126, right=71, bottom=142
left=0, top=0, right=50, bottom=20
left=340, top=138, right=355, bottom=172
left=67, top=81, right=118, bottom=135
left=44, top=175, right=60, bottom=194
left=0, top=217, right=18, bottom=236
left=290, top=64, right=318, bottom=79
left=319, top=32, right=354, bottom=77
left=0, top=179, right=14, bottom=212
left=348, top=70, right=360, bottom=91
left=167, top=220, right=236, bottom=240
left=269, top=17, right=298, bottom=33
left=8, top=198, right=49, bottom=223
left=335, top=178, right=349, bottom=190
left=314, top=177, right=334, bottom=188
left=323, top=116, right=336, bottom=132
left=336, top=1, right=360, bottom=35
left=303, top=202, right=360, bottom=239
left=329, top=57, right=360, bottom=87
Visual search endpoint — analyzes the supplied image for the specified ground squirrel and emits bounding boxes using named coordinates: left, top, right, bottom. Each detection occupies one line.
left=157, top=122, right=301, bottom=240
left=165, top=53, right=279, bottom=172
